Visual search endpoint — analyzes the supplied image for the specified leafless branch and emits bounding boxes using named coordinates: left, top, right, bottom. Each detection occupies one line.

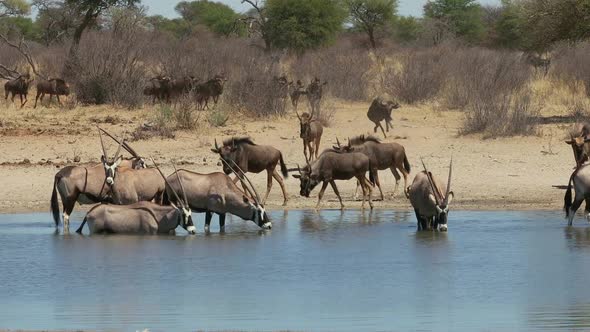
left=0, top=34, right=47, bottom=80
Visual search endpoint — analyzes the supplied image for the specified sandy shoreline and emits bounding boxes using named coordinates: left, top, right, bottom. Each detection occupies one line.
left=0, top=100, right=575, bottom=215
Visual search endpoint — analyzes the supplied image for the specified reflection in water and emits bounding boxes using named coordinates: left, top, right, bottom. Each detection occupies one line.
left=2, top=210, right=590, bottom=331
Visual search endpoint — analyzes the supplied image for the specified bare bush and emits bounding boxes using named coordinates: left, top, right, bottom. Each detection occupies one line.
left=173, top=95, right=201, bottom=130
left=552, top=42, right=590, bottom=96
left=382, top=47, right=446, bottom=104
left=291, top=37, right=372, bottom=101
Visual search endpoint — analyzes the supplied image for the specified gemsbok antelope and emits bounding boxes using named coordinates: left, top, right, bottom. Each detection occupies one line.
left=408, top=159, right=454, bottom=231
left=211, top=137, right=289, bottom=205
left=75, top=160, right=196, bottom=235
left=334, top=135, right=411, bottom=200
left=296, top=110, right=323, bottom=162
left=50, top=129, right=146, bottom=230
left=163, top=159, right=271, bottom=232
left=292, top=150, right=374, bottom=211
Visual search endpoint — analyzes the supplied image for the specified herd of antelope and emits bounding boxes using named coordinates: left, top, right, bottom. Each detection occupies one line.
left=47, top=80, right=454, bottom=235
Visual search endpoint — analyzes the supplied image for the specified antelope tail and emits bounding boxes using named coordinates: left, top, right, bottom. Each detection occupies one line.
left=76, top=216, right=87, bottom=234
left=50, top=174, right=61, bottom=227
left=279, top=153, right=289, bottom=178
left=564, top=174, right=574, bottom=218
left=403, top=154, right=411, bottom=173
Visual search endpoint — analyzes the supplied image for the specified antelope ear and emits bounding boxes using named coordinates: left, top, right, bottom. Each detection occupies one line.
left=293, top=174, right=301, bottom=179
left=447, top=192, right=454, bottom=205
left=211, top=148, right=220, bottom=153
left=428, top=194, right=437, bottom=205
left=565, top=140, right=574, bottom=145
left=100, top=155, right=106, bottom=163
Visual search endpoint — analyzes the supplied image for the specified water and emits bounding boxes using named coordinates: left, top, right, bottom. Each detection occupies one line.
left=1, top=210, right=590, bottom=331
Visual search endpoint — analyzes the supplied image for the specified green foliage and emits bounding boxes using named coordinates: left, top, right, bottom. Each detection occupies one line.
left=265, top=0, right=346, bottom=52
left=0, top=16, right=41, bottom=40
left=424, top=0, right=484, bottom=43
left=146, top=15, right=191, bottom=38
left=0, top=0, right=30, bottom=17
left=175, top=0, right=245, bottom=37
left=493, top=0, right=523, bottom=49
left=65, top=0, right=139, bottom=13
left=392, top=16, right=423, bottom=43
left=519, top=0, right=590, bottom=52
left=345, top=0, right=398, bottom=48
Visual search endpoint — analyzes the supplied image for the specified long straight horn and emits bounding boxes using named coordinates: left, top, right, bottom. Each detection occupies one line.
left=151, top=158, right=184, bottom=208
left=214, top=138, right=220, bottom=151
left=171, top=162, right=189, bottom=206
left=113, top=135, right=124, bottom=162
left=229, top=159, right=262, bottom=203
left=336, top=137, right=341, bottom=147
left=99, top=127, right=140, bottom=158
left=443, top=157, right=453, bottom=205
left=97, top=126, right=109, bottom=159
left=420, top=157, right=441, bottom=205
left=220, top=158, right=257, bottom=201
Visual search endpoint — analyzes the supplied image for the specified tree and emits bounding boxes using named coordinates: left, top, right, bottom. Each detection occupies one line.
left=345, top=0, right=398, bottom=48
left=146, top=15, right=191, bottom=38
left=424, top=0, right=484, bottom=43
left=175, top=0, right=245, bottom=37
left=492, top=0, right=524, bottom=49
left=241, top=0, right=272, bottom=51
left=0, top=16, right=40, bottom=41
left=63, top=0, right=139, bottom=78
left=519, top=0, right=590, bottom=53
left=265, top=0, right=346, bottom=52
left=0, top=0, right=30, bottom=18
left=392, top=16, right=423, bottom=43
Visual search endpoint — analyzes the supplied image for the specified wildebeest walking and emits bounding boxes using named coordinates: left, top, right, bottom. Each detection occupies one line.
left=34, top=78, right=70, bottom=108
left=296, top=110, right=323, bottom=162
left=408, top=159, right=454, bottom=231
left=307, top=77, right=327, bottom=116
left=334, top=135, right=410, bottom=200
left=76, top=161, right=196, bottom=235
left=163, top=161, right=272, bottom=233
left=212, top=137, right=289, bottom=205
left=367, top=97, right=400, bottom=138
left=292, top=150, right=374, bottom=211
left=4, top=73, right=34, bottom=108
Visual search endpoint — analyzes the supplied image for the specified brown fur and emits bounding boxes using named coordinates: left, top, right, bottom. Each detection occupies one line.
left=367, top=97, right=400, bottom=138
left=296, top=111, right=324, bottom=162
left=34, top=78, right=70, bottom=108
left=4, top=74, right=33, bottom=108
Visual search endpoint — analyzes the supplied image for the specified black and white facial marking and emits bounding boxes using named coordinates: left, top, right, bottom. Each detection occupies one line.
left=429, top=193, right=454, bottom=232
left=134, top=158, right=147, bottom=169
left=101, top=155, right=123, bottom=185
left=180, top=207, right=196, bottom=234
left=251, top=201, right=271, bottom=229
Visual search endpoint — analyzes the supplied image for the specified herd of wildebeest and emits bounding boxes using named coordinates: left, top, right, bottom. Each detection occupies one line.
left=10, top=68, right=590, bottom=234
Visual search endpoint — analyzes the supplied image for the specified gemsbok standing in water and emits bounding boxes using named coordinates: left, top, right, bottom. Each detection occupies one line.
left=76, top=160, right=196, bottom=235
left=50, top=128, right=146, bottom=231
left=408, top=158, right=454, bottom=231
left=292, top=150, right=374, bottom=211
left=211, top=137, right=289, bottom=205
left=164, top=158, right=271, bottom=233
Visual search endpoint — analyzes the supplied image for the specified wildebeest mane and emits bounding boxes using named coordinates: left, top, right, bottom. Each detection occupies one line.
left=349, top=134, right=381, bottom=145
left=223, top=136, right=256, bottom=146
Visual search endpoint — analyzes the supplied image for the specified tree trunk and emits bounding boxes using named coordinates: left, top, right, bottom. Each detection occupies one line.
left=63, top=8, right=96, bottom=79
left=368, top=27, right=376, bottom=49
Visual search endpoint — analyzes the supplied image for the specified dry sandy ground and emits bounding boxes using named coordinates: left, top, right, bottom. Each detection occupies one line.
left=0, top=97, right=577, bottom=215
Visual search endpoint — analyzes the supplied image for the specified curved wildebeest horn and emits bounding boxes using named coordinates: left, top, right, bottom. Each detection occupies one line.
left=295, top=109, right=302, bottom=121
left=97, top=127, right=108, bottom=159
left=172, top=162, right=189, bottom=207
left=420, top=157, right=442, bottom=205
left=219, top=158, right=259, bottom=203
left=443, top=157, right=453, bottom=206
left=150, top=158, right=185, bottom=209
left=98, top=127, right=141, bottom=159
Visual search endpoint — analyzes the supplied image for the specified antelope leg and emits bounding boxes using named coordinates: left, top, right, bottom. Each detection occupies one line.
left=273, top=170, right=289, bottom=206
left=205, top=211, right=212, bottom=233
left=219, top=213, right=226, bottom=233
left=263, top=169, right=273, bottom=204
left=316, top=181, right=329, bottom=212
left=329, top=180, right=344, bottom=210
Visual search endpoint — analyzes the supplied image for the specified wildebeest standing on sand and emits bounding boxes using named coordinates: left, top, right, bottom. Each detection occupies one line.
left=4, top=73, right=34, bottom=108
left=334, top=135, right=410, bottom=200
left=565, top=122, right=590, bottom=166
left=367, top=97, right=400, bottom=138
left=143, top=76, right=171, bottom=103
left=34, top=78, right=70, bottom=108
left=408, top=159, right=454, bottom=231
left=292, top=150, right=374, bottom=211
left=212, top=137, right=290, bottom=206
left=307, top=77, right=327, bottom=116
left=296, top=110, right=323, bottom=162
left=196, top=74, right=227, bottom=109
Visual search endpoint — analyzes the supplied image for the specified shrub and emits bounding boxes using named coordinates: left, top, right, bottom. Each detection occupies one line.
left=551, top=42, right=590, bottom=96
